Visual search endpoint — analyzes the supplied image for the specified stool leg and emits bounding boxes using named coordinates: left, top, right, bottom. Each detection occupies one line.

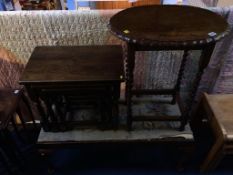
left=201, top=141, right=224, bottom=172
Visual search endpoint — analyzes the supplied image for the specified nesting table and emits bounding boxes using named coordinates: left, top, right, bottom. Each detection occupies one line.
left=109, top=5, right=229, bottom=130
left=19, top=46, right=124, bottom=131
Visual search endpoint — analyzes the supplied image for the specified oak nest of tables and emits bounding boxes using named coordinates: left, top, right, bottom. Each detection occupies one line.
left=19, top=46, right=124, bottom=132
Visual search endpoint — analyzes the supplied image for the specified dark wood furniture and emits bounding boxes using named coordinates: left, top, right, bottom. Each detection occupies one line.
left=109, top=5, right=230, bottom=130
left=75, top=0, right=161, bottom=10
left=193, top=93, right=233, bottom=172
left=132, top=0, right=161, bottom=6
left=96, top=0, right=161, bottom=9
left=19, top=46, right=124, bottom=132
left=0, top=88, right=36, bottom=133
left=0, top=88, right=37, bottom=174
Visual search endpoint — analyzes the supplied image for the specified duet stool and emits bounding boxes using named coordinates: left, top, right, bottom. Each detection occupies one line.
left=19, top=45, right=124, bottom=131
left=193, top=93, right=233, bottom=172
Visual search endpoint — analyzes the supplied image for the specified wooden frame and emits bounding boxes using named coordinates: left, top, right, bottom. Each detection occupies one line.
left=192, top=93, right=233, bottom=172
left=74, top=0, right=161, bottom=10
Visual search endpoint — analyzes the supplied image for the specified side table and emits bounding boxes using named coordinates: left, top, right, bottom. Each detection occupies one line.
left=19, top=46, right=124, bottom=131
left=109, top=5, right=230, bottom=130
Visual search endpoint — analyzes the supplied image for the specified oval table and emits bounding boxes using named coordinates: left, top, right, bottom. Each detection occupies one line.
left=109, top=5, right=230, bottom=130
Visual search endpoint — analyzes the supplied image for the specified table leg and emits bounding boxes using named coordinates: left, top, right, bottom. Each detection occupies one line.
left=126, top=44, right=135, bottom=130
left=21, top=92, right=37, bottom=129
left=181, top=44, right=215, bottom=130
left=201, top=140, right=225, bottom=172
left=100, top=97, right=108, bottom=129
left=43, top=95, right=57, bottom=123
left=172, top=49, right=189, bottom=104
left=26, top=87, right=50, bottom=131
left=105, top=85, right=113, bottom=129
left=172, top=50, right=189, bottom=130
left=112, top=83, right=120, bottom=129
left=53, top=97, right=67, bottom=131
left=36, top=97, right=50, bottom=132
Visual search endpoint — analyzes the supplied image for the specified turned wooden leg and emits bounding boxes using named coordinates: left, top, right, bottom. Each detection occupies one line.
left=181, top=44, right=215, bottom=130
left=201, top=141, right=225, bottom=172
left=172, top=49, right=189, bottom=105
left=171, top=50, right=189, bottom=131
left=126, top=44, right=135, bottom=130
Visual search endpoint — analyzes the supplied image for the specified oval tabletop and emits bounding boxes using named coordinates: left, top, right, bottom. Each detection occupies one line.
left=109, top=5, right=230, bottom=47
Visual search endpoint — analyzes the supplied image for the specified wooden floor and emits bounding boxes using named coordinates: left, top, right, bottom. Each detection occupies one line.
left=37, top=95, right=193, bottom=146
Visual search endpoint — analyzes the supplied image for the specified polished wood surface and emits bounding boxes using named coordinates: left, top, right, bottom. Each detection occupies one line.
left=93, top=0, right=160, bottom=9
left=193, top=93, right=233, bottom=172
left=110, top=5, right=230, bottom=47
left=132, top=0, right=160, bottom=6
left=204, top=94, right=233, bottom=138
left=20, top=46, right=123, bottom=84
left=109, top=5, right=229, bottom=130
left=20, top=46, right=124, bottom=131
left=96, top=1, right=131, bottom=9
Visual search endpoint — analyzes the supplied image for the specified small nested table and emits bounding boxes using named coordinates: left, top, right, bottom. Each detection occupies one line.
left=109, top=5, right=229, bottom=130
left=19, top=46, right=124, bottom=131
left=193, top=94, right=233, bottom=172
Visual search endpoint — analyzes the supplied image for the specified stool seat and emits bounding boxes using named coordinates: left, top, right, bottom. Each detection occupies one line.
left=205, top=94, right=233, bottom=137
left=194, top=93, right=233, bottom=172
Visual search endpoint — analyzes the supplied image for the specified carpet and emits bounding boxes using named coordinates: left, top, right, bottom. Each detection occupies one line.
left=38, top=95, right=193, bottom=144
